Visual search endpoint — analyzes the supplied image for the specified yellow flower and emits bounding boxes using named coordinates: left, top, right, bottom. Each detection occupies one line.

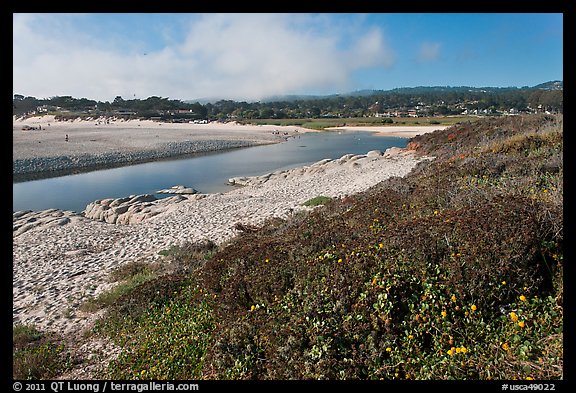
left=408, top=334, right=414, bottom=339
left=386, top=347, right=392, bottom=352
left=510, top=312, right=518, bottom=322
left=502, top=281, right=507, bottom=285
left=471, top=304, right=477, bottom=311
left=460, top=346, right=467, bottom=354
left=447, top=349, right=454, bottom=356
left=518, top=321, right=525, bottom=328
left=519, top=295, right=527, bottom=302
left=338, top=258, right=343, bottom=263
left=434, top=210, right=438, bottom=215
left=265, top=259, right=269, bottom=263
left=455, top=347, right=462, bottom=353
left=451, top=295, right=457, bottom=302
left=502, top=342, right=510, bottom=351
left=379, top=243, right=384, bottom=249
left=526, top=377, right=534, bottom=380
left=441, top=310, right=447, bottom=318
left=250, top=305, right=256, bottom=312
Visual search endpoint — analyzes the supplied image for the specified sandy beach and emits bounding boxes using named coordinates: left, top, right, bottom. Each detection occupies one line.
left=326, top=124, right=450, bottom=138
left=13, top=117, right=446, bottom=376
left=13, top=116, right=312, bottom=180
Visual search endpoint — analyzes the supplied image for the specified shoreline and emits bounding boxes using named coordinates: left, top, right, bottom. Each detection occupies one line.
left=14, top=116, right=447, bottom=179
left=12, top=117, right=446, bottom=338
left=325, top=124, right=451, bottom=138
left=12, top=118, right=446, bottom=377
left=13, top=146, right=433, bottom=337
left=13, top=116, right=309, bottom=179
left=13, top=141, right=265, bottom=183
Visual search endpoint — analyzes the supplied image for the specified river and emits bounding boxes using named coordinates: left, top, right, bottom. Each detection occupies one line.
left=13, top=131, right=408, bottom=213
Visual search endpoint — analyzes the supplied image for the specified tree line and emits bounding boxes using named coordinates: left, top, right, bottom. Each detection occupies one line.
left=13, top=83, right=563, bottom=121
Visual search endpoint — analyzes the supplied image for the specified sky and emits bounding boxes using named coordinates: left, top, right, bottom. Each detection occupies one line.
left=13, top=13, right=563, bottom=103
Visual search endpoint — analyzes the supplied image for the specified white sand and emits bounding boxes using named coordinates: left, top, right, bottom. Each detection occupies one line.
left=326, top=124, right=450, bottom=137
left=13, top=117, right=443, bottom=367
left=13, top=116, right=315, bottom=179
left=14, top=117, right=307, bottom=157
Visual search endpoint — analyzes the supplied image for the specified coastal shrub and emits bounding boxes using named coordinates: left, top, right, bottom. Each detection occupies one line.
left=98, top=278, right=216, bottom=380
left=13, top=324, right=71, bottom=379
left=89, top=114, right=562, bottom=380
left=157, top=240, right=218, bottom=272
left=302, top=195, right=333, bottom=207
left=81, top=260, right=161, bottom=313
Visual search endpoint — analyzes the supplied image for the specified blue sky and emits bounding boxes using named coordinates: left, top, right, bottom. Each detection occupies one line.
left=13, top=13, right=563, bottom=102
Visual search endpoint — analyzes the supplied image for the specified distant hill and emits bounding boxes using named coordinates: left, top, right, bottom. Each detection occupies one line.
left=186, top=81, right=562, bottom=104
left=344, top=81, right=563, bottom=97
left=532, top=80, right=563, bottom=90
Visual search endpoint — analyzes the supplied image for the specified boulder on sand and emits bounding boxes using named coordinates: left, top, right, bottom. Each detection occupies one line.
left=156, top=185, right=198, bottom=195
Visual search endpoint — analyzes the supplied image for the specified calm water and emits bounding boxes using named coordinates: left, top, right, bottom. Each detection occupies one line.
left=13, top=131, right=408, bottom=213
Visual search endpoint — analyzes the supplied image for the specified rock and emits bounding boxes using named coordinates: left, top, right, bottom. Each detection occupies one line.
left=53, top=217, right=71, bottom=226
left=13, top=210, right=33, bottom=219
left=128, top=194, right=157, bottom=204
left=228, top=177, right=249, bottom=186
left=157, top=185, right=198, bottom=195
left=367, top=150, right=383, bottom=157
left=12, top=209, right=81, bottom=237
left=383, top=147, right=407, bottom=158
left=311, top=158, right=332, bottom=167
left=83, top=193, right=192, bottom=225
left=337, top=154, right=356, bottom=164
left=109, top=197, right=131, bottom=207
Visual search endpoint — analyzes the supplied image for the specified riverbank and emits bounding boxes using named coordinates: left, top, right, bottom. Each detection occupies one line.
left=326, top=124, right=450, bottom=137
left=13, top=116, right=309, bottom=180
left=13, top=146, right=431, bottom=340
left=13, top=116, right=448, bottom=180
left=13, top=118, right=447, bottom=337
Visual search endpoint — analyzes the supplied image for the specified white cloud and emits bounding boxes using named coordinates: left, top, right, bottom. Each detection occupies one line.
left=13, top=13, right=396, bottom=102
left=417, top=41, right=441, bottom=63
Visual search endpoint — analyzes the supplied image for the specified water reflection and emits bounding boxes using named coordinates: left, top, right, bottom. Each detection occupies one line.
left=13, top=132, right=407, bottom=213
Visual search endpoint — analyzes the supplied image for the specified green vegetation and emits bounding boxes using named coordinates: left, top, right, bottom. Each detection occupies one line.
left=14, top=114, right=562, bottom=380
left=14, top=82, right=562, bottom=122
left=100, top=278, right=216, bottom=379
left=13, top=324, right=71, bottom=379
left=80, top=261, right=161, bottom=313
left=243, top=116, right=473, bottom=130
left=302, top=196, right=333, bottom=207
